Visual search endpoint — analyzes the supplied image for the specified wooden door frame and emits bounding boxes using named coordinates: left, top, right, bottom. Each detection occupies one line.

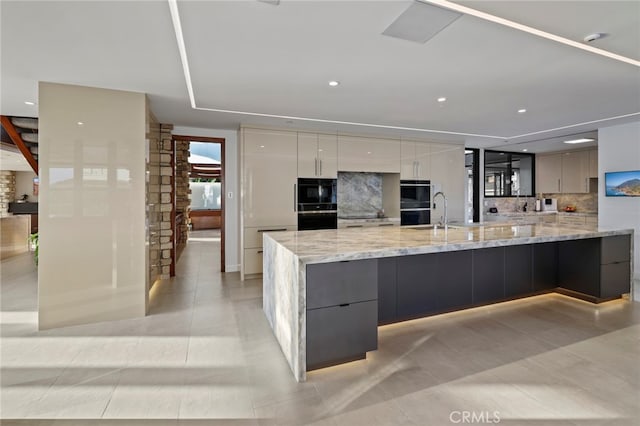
left=173, top=135, right=226, bottom=272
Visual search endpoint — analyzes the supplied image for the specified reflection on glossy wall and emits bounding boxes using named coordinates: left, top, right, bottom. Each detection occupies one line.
left=38, top=82, right=147, bottom=329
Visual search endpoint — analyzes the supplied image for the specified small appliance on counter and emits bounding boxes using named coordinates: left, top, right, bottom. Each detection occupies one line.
left=542, top=198, right=557, bottom=212
left=534, top=199, right=542, bottom=212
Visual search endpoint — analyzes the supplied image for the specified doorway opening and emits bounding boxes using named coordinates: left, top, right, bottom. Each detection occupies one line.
left=173, top=135, right=226, bottom=272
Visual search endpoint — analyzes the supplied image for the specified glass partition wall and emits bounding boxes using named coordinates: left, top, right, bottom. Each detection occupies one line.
left=484, top=150, right=535, bottom=197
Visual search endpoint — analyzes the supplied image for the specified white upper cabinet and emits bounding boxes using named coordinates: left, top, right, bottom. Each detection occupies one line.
left=242, top=128, right=298, bottom=227
left=401, top=140, right=431, bottom=180
left=298, top=132, right=337, bottom=178
left=536, top=153, right=562, bottom=193
left=430, top=143, right=465, bottom=222
left=589, top=149, right=598, bottom=178
left=338, top=135, right=400, bottom=173
left=561, top=150, right=590, bottom=193
left=536, top=149, right=593, bottom=194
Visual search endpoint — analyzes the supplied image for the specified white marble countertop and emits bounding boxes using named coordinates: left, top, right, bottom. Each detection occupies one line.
left=485, top=211, right=557, bottom=216
left=337, top=217, right=400, bottom=226
left=556, top=211, right=598, bottom=217
left=264, top=223, right=632, bottom=265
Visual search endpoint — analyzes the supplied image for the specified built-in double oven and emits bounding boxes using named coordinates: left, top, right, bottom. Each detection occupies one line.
left=297, top=178, right=338, bottom=230
left=400, top=179, right=431, bottom=226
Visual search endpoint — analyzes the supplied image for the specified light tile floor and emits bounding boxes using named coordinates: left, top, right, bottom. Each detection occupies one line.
left=1, top=230, right=639, bottom=425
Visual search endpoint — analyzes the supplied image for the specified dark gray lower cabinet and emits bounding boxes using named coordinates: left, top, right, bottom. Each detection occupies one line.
left=396, top=254, right=439, bottom=319
left=472, top=247, right=505, bottom=304
left=558, top=238, right=601, bottom=297
left=558, top=236, right=631, bottom=300
left=505, top=244, right=533, bottom=297
left=377, top=257, right=397, bottom=324
left=306, top=300, right=377, bottom=370
left=533, top=242, right=558, bottom=291
left=437, top=250, right=472, bottom=311
left=306, top=259, right=378, bottom=371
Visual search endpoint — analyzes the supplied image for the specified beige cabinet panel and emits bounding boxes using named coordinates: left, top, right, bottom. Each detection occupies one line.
left=400, top=141, right=416, bottom=179
left=415, top=142, right=431, bottom=179
left=298, top=133, right=337, bottom=178
left=430, top=143, right=464, bottom=223
left=536, top=153, right=562, bottom=193
left=244, top=225, right=297, bottom=249
left=297, top=132, right=318, bottom=178
left=244, top=248, right=263, bottom=275
left=338, top=135, right=400, bottom=173
left=400, top=141, right=431, bottom=180
left=589, top=149, right=598, bottom=178
left=561, top=151, right=590, bottom=193
left=242, top=128, right=298, bottom=227
left=318, top=134, right=337, bottom=178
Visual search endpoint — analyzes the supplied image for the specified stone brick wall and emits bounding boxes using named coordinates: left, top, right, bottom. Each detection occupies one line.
left=174, top=139, right=190, bottom=249
left=158, top=124, right=174, bottom=279
left=0, top=171, right=17, bottom=217
left=147, top=119, right=162, bottom=285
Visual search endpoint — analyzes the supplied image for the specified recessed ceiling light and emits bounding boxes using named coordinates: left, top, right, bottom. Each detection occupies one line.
left=583, top=33, right=607, bottom=43
left=24, top=101, right=35, bottom=106
left=260, top=145, right=265, bottom=148
left=522, top=149, right=528, bottom=152
left=437, top=97, right=447, bottom=103
left=328, top=81, right=340, bottom=87
left=564, top=138, right=595, bottom=144
left=518, top=109, right=527, bottom=114
left=77, top=121, right=84, bottom=126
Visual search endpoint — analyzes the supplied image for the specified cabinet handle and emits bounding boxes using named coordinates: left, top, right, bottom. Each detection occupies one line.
left=414, top=161, right=418, bottom=178
left=315, top=158, right=318, bottom=176
left=319, top=159, right=322, bottom=176
left=257, top=250, right=263, bottom=254
left=339, top=303, right=350, bottom=307
left=378, top=223, right=394, bottom=227
left=557, top=179, right=561, bottom=192
left=346, top=225, right=363, bottom=228
left=585, top=178, right=588, bottom=192
left=257, top=228, right=288, bottom=232
left=294, top=184, right=297, bottom=211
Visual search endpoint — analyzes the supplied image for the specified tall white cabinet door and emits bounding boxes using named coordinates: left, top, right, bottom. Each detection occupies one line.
left=298, top=132, right=319, bottom=178
left=561, top=150, right=590, bottom=193
left=536, top=153, right=562, bottom=193
left=243, top=128, right=298, bottom=227
left=589, top=149, right=598, bottom=178
left=317, top=134, right=337, bottom=178
left=338, top=135, right=400, bottom=173
left=415, top=142, right=431, bottom=180
left=400, top=141, right=417, bottom=179
left=430, top=143, right=464, bottom=223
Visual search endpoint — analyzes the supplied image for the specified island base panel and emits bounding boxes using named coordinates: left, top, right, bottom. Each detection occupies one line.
left=306, top=300, right=377, bottom=371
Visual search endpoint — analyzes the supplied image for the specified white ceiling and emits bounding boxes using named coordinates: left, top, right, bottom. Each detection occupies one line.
left=1, top=0, right=639, bottom=157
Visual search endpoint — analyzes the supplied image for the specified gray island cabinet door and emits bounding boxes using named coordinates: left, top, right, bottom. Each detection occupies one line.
left=505, top=244, right=533, bottom=297
left=472, top=247, right=505, bottom=304
left=600, top=235, right=631, bottom=299
left=305, top=259, right=379, bottom=371
left=533, top=242, right=558, bottom=291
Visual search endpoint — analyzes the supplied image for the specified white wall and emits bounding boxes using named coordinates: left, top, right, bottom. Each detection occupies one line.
left=39, top=82, right=147, bottom=329
left=172, top=126, right=240, bottom=272
left=598, top=121, right=640, bottom=298
left=15, top=171, right=38, bottom=202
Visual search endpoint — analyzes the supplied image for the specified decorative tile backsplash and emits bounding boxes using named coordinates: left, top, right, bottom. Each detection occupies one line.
left=542, top=193, right=598, bottom=213
left=485, top=193, right=598, bottom=214
left=338, top=172, right=382, bottom=218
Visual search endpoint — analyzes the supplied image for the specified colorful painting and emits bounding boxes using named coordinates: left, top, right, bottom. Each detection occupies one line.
left=605, top=170, right=640, bottom=197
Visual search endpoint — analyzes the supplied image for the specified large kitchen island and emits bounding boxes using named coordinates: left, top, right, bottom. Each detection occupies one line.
left=262, top=223, right=634, bottom=382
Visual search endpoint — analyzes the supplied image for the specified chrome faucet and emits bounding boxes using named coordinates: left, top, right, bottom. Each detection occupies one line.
left=433, top=191, right=448, bottom=228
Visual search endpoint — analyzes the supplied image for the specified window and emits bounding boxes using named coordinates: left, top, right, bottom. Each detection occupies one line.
left=484, top=150, right=535, bottom=197
left=189, top=142, right=222, bottom=210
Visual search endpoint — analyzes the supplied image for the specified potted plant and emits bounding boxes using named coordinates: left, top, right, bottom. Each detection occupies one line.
left=29, top=232, right=38, bottom=265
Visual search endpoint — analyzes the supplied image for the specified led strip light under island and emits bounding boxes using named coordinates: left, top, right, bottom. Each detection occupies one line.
left=261, top=223, right=634, bottom=382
